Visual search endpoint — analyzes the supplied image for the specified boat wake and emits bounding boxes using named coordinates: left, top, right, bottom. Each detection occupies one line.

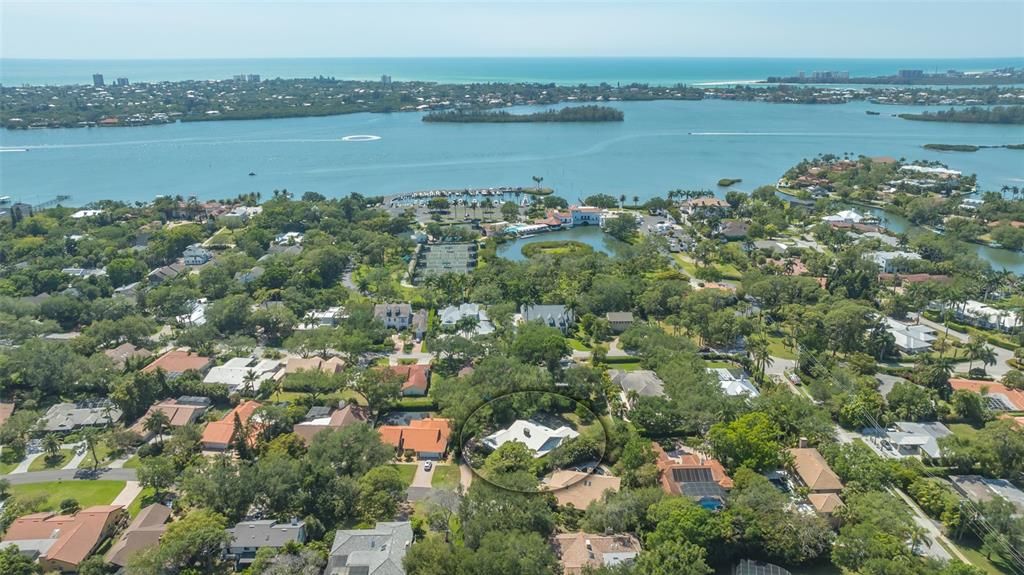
left=341, top=134, right=382, bottom=142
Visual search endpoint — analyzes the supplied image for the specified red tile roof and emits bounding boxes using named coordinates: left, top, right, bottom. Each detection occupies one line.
left=201, top=400, right=261, bottom=448
left=388, top=365, right=430, bottom=394
left=377, top=418, right=451, bottom=454
left=950, top=379, right=1024, bottom=411
left=653, top=443, right=732, bottom=495
left=2, top=505, right=125, bottom=569
left=142, top=349, right=212, bottom=375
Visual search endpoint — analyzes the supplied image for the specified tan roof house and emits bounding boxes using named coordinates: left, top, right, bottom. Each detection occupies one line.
left=1, top=505, right=125, bottom=572
left=292, top=404, right=368, bottom=445
left=142, top=349, right=213, bottom=378
left=543, top=470, right=621, bottom=509
left=283, top=356, right=345, bottom=376
left=105, top=504, right=172, bottom=567
left=553, top=532, right=641, bottom=575
left=788, top=447, right=844, bottom=515
left=103, top=342, right=153, bottom=368
left=129, top=397, right=210, bottom=439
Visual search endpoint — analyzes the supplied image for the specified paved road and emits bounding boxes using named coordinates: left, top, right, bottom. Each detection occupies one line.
left=892, top=487, right=968, bottom=564
left=910, top=313, right=1014, bottom=378
left=2, top=468, right=138, bottom=485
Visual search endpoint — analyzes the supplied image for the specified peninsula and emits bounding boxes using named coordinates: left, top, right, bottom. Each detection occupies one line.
left=899, top=106, right=1024, bottom=125
left=422, top=105, right=624, bottom=123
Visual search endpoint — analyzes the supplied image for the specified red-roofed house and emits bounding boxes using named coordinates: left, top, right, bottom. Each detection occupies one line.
left=377, top=418, right=451, bottom=459
left=201, top=400, right=262, bottom=451
left=0, top=505, right=125, bottom=572
left=388, top=364, right=430, bottom=397
left=654, top=444, right=733, bottom=505
left=142, top=349, right=213, bottom=379
left=950, top=379, right=1024, bottom=411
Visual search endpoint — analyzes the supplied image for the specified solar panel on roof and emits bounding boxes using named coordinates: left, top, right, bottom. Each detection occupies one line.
left=672, top=467, right=714, bottom=483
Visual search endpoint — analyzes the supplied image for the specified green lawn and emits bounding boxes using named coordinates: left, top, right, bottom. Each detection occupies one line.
left=567, top=339, right=592, bottom=351
left=0, top=452, right=20, bottom=474
left=127, top=486, right=158, bottom=518
left=605, top=360, right=643, bottom=371
left=767, top=336, right=798, bottom=360
left=705, top=360, right=737, bottom=369
left=949, top=423, right=982, bottom=441
left=82, top=442, right=113, bottom=469
left=390, top=464, right=417, bottom=488
left=9, top=480, right=126, bottom=511
left=431, top=464, right=461, bottom=490
left=121, top=455, right=141, bottom=469
left=28, top=449, right=73, bottom=472
left=955, top=540, right=1017, bottom=575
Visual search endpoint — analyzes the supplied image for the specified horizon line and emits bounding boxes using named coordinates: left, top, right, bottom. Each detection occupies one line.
left=4, top=55, right=1024, bottom=61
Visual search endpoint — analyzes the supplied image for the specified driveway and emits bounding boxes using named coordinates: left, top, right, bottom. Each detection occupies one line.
left=411, top=463, right=434, bottom=488
left=62, top=443, right=88, bottom=470
left=111, top=481, right=143, bottom=506
left=8, top=452, right=43, bottom=475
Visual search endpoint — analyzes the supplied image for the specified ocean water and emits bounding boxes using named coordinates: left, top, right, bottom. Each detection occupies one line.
left=2, top=58, right=1023, bottom=270
left=3, top=57, right=1024, bottom=86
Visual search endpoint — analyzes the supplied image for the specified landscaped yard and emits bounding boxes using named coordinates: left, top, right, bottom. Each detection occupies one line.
left=28, top=449, right=73, bottom=472
left=955, top=539, right=1017, bottom=575
left=567, top=338, right=592, bottom=351
left=431, top=464, right=461, bottom=490
left=9, top=480, right=126, bottom=511
left=949, top=423, right=982, bottom=441
left=767, top=335, right=798, bottom=360
left=127, top=486, right=158, bottom=518
left=390, top=464, right=417, bottom=487
left=122, top=455, right=141, bottom=469
left=82, top=441, right=113, bottom=469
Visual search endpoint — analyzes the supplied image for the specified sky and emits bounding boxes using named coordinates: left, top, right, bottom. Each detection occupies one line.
left=2, top=0, right=1023, bottom=59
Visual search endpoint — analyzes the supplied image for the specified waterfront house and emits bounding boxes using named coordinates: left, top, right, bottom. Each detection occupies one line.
left=227, top=519, right=306, bottom=569
left=822, top=210, right=865, bottom=225
left=954, top=299, right=1021, bottom=332
left=1, top=505, right=126, bottom=572
left=681, top=197, right=730, bottom=217
left=520, top=304, right=574, bottom=334
left=183, top=243, right=213, bottom=266
left=326, top=522, right=413, bottom=575
left=553, top=532, right=641, bottom=575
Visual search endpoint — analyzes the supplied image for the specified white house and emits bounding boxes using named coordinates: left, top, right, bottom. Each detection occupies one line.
left=175, top=299, right=207, bottom=327
left=866, top=251, right=922, bottom=273
left=183, top=243, right=212, bottom=266
left=708, top=368, right=759, bottom=397
left=203, top=357, right=282, bottom=393
left=822, top=210, right=864, bottom=225
left=70, top=209, right=104, bottom=219
left=297, top=306, right=347, bottom=330
left=884, top=317, right=937, bottom=354
left=439, top=303, right=494, bottom=336
left=955, top=300, right=1021, bottom=333
left=483, top=420, right=579, bottom=458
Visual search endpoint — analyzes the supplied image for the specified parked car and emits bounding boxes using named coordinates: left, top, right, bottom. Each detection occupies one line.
left=423, top=461, right=433, bottom=471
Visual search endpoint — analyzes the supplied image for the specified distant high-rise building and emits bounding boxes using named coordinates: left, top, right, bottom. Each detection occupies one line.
left=246, top=74, right=261, bottom=83
left=115, top=77, right=129, bottom=86
left=381, top=74, right=393, bottom=87
left=898, top=69, right=924, bottom=79
left=233, top=74, right=246, bottom=82
left=92, top=74, right=105, bottom=87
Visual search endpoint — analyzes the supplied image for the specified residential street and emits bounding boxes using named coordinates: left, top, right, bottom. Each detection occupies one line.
left=910, top=313, right=1014, bottom=378
left=2, top=468, right=138, bottom=485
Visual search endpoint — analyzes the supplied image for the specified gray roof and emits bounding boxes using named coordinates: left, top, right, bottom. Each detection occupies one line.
left=41, top=401, right=123, bottom=431
left=606, top=312, right=634, bottom=323
left=521, top=304, right=573, bottom=328
left=328, top=521, right=413, bottom=575
left=374, top=303, right=413, bottom=319
left=228, top=520, right=305, bottom=550
left=894, top=421, right=951, bottom=459
left=439, top=303, right=494, bottom=335
left=609, top=369, right=664, bottom=398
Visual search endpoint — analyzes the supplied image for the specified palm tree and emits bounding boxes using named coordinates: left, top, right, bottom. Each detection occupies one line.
left=618, top=194, right=626, bottom=208
left=531, top=176, right=544, bottom=190
left=632, top=195, right=639, bottom=208
left=978, top=344, right=998, bottom=374
left=747, top=334, right=773, bottom=383
left=909, top=525, right=931, bottom=556
left=82, top=428, right=101, bottom=471
left=965, top=337, right=986, bottom=372
left=42, top=433, right=61, bottom=461
left=144, top=410, right=172, bottom=444
left=242, top=369, right=258, bottom=397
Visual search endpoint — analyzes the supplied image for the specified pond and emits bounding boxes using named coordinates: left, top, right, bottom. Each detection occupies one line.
left=496, top=226, right=627, bottom=261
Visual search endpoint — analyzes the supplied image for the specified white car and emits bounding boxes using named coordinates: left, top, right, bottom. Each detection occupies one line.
left=423, top=461, right=433, bottom=471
